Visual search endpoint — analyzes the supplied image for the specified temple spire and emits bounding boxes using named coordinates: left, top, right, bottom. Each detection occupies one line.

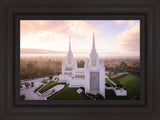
left=69, top=36, right=71, bottom=51
left=92, top=32, right=96, bottom=51
left=67, top=36, right=73, bottom=64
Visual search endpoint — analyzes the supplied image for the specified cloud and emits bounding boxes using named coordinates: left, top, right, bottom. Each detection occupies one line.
left=115, top=20, right=126, bottom=25
left=115, top=20, right=135, bottom=26
left=20, top=20, right=99, bottom=40
left=20, top=20, right=101, bottom=51
left=20, top=20, right=140, bottom=57
left=115, top=24, right=140, bottom=56
left=65, top=21, right=100, bottom=36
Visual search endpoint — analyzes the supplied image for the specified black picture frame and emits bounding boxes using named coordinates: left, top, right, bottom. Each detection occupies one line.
left=0, top=0, right=160, bottom=120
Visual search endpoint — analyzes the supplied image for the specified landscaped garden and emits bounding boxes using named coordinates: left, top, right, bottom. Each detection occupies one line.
left=39, top=80, right=58, bottom=93
left=47, top=85, right=90, bottom=100
left=37, top=74, right=140, bottom=100
left=34, top=84, right=44, bottom=93
left=46, top=74, right=139, bottom=100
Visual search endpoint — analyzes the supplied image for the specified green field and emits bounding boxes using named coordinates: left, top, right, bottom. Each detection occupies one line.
left=105, top=74, right=140, bottom=100
left=116, top=75, right=140, bottom=99
left=39, top=80, right=58, bottom=93
left=47, top=85, right=89, bottom=100
left=110, top=74, right=128, bottom=84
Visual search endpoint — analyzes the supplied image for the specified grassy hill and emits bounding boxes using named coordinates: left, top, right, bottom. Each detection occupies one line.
left=105, top=74, right=140, bottom=100
left=117, top=75, right=140, bottom=99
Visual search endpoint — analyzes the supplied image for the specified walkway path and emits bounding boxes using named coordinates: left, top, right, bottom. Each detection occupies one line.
left=105, top=76, right=117, bottom=86
left=38, top=85, right=65, bottom=100
left=111, top=72, right=128, bottom=78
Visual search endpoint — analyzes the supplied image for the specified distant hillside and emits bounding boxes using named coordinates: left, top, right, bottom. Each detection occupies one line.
left=21, top=48, right=65, bottom=54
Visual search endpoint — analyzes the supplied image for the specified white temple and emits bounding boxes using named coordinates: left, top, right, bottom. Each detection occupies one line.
left=59, top=33, right=105, bottom=98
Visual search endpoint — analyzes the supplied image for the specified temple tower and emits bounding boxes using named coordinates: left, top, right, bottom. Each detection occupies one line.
left=61, top=37, right=76, bottom=83
left=85, top=33, right=105, bottom=98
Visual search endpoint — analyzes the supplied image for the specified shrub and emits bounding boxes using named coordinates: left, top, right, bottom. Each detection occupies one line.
left=124, top=87, right=127, bottom=90
left=20, top=94, right=25, bottom=100
left=77, top=60, right=85, bottom=68
left=117, top=83, right=123, bottom=88
left=96, top=94, right=104, bottom=100
left=54, top=77, right=59, bottom=80
left=41, top=79, right=48, bottom=84
left=105, top=83, right=112, bottom=87
left=31, top=82, right=34, bottom=87
left=25, top=83, right=30, bottom=89
left=39, top=81, right=58, bottom=93
left=49, top=75, right=53, bottom=80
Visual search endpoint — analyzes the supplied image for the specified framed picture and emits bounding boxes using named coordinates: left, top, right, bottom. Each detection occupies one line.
left=0, top=0, right=160, bottom=120
left=19, top=20, right=140, bottom=101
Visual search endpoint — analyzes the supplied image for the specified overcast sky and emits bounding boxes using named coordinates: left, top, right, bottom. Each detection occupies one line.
left=20, top=20, right=140, bottom=58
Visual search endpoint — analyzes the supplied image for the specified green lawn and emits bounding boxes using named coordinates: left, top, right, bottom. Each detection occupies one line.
left=105, top=74, right=140, bottom=100
left=34, top=84, right=44, bottom=93
left=47, top=85, right=89, bottom=100
left=39, top=80, right=58, bottom=93
left=116, top=75, right=140, bottom=99
left=110, top=74, right=128, bottom=84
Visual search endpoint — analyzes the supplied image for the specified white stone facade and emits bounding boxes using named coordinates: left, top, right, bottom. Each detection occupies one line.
left=59, top=34, right=105, bottom=98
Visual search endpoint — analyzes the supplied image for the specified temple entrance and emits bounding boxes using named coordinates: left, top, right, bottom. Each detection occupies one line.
left=90, top=72, right=99, bottom=94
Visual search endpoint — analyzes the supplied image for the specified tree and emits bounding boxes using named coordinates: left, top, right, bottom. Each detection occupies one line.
left=120, top=61, right=128, bottom=71
left=27, top=62, right=33, bottom=69
left=96, top=94, right=104, bottom=100
left=108, top=72, right=111, bottom=77
left=77, top=60, right=85, bottom=68
left=25, top=83, right=30, bottom=89
left=49, top=75, right=53, bottom=80
left=105, top=66, right=108, bottom=71
left=20, top=94, right=25, bottom=100
left=31, top=82, right=34, bottom=87
left=117, top=83, right=123, bottom=88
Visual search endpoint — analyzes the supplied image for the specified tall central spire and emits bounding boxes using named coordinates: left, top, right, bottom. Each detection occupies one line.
left=67, top=36, right=73, bottom=56
left=69, top=36, right=71, bottom=51
left=92, top=32, right=96, bottom=51
left=67, top=36, right=73, bottom=64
